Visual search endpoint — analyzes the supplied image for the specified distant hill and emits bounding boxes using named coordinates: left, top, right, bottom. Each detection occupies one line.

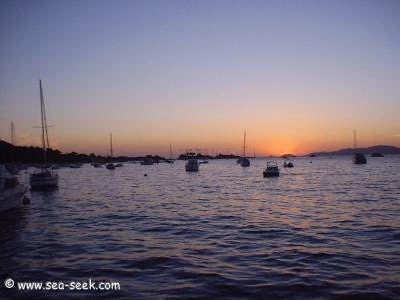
left=308, top=145, right=400, bottom=156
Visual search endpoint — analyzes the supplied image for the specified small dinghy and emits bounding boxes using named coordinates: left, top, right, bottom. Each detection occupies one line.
left=283, top=159, right=294, bottom=168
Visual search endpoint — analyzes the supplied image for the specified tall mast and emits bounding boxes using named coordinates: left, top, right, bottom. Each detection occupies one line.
left=41, top=81, right=50, bottom=150
left=169, top=144, right=173, bottom=159
left=10, top=122, right=16, bottom=145
left=243, top=131, right=247, bottom=157
left=39, top=80, right=47, bottom=165
left=353, top=129, right=357, bottom=149
left=110, top=132, right=113, bottom=158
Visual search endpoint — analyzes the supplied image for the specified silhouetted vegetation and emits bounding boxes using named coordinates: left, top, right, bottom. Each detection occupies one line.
left=177, top=152, right=240, bottom=160
left=0, top=140, right=166, bottom=164
left=0, top=140, right=242, bottom=164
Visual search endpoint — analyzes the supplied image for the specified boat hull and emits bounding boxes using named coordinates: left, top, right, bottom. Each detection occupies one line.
left=30, top=173, right=58, bottom=189
left=185, top=165, right=199, bottom=172
left=0, top=185, right=28, bottom=212
left=106, top=164, right=116, bottom=170
left=264, top=161, right=280, bottom=177
left=352, top=153, right=367, bottom=164
left=240, top=158, right=250, bottom=167
left=263, top=171, right=280, bottom=177
left=283, top=162, right=294, bottom=168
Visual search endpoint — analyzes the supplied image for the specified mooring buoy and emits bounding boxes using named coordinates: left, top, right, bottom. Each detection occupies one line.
left=23, top=197, right=31, bottom=205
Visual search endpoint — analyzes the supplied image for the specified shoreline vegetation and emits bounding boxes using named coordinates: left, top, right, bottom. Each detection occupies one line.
left=0, top=140, right=240, bottom=164
left=1, top=140, right=399, bottom=164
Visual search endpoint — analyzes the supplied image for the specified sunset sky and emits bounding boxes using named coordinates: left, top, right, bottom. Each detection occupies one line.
left=1, top=0, right=399, bottom=156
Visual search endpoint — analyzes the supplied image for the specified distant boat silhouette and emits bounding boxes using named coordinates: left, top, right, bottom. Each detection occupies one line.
left=166, top=144, right=174, bottom=163
left=185, top=158, right=199, bottom=172
left=371, top=152, right=384, bottom=157
left=283, top=158, right=294, bottom=168
left=69, top=164, right=82, bottom=168
left=238, top=131, right=250, bottom=167
left=29, top=80, right=59, bottom=189
left=352, top=130, right=367, bottom=164
left=141, top=157, right=155, bottom=165
left=263, top=161, right=280, bottom=177
left=106, top=132, right=116, bottom=170
left=185, top=151, right=199, bottom=172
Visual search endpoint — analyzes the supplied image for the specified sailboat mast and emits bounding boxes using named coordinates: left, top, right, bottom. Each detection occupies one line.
left=243, top=131, right=246, bottom=157
left=169, top=144, right=173, bottom=159
left=39, top=80, right=47, bottom=165
left=10, top=122, right=16, bottom=145
left=110, top=132, right=113, bottom=158
left=41, top=83, right=50, bottom=151
left=353, top=129, right=357, bottom=149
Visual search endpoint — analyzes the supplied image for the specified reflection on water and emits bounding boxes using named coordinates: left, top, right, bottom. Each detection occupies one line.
left=1, top=156, right=399, bottom=299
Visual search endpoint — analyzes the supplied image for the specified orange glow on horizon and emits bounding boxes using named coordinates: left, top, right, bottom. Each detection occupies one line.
left=14, top=129, right=398, bottom=157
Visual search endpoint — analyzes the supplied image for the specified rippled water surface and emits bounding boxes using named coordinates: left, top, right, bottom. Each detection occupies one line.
left=1, top=156, right=399, bottom=299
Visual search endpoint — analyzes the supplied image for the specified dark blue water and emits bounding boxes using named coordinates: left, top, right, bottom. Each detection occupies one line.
left=1, top=156, right=399, bottom=299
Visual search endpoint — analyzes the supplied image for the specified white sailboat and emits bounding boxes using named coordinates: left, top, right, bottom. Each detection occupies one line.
left=106, top=132, right=116, bottom=170
left=1, top=165, right=27, bottom=212
left=29, top=80, right=59, bottom=189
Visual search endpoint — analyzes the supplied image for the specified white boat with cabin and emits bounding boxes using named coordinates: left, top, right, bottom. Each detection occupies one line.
left=0, top=165, right=28, bottom=212
left=185, top=159, right=199, bottom=172
left=263, top=161, right=280, bottom=177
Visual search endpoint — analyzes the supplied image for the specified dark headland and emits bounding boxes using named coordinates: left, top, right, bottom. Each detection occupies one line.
left=308, top=145, right=400, bottom=156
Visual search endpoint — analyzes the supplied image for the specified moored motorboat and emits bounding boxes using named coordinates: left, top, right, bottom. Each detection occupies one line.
left=185, top=159, right=199, bottom=172
left=0, top=165, right=28, bottom=212
left=263, top=161, right=280, bottom=177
